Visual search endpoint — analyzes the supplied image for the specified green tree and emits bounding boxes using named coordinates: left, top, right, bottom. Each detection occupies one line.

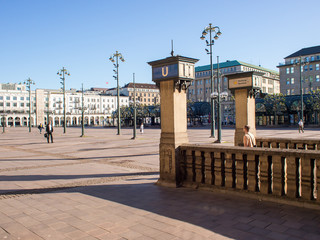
left=263, top=93, right=286, bottom=125
left=307, top=89, right=320, bottom=124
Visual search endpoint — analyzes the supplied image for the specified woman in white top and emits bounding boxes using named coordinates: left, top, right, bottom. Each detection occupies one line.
left=243, top=125, right=256, bottom=147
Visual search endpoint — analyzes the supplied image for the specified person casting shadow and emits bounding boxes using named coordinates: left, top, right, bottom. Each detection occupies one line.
left=46, top=121, right=54, bottom=143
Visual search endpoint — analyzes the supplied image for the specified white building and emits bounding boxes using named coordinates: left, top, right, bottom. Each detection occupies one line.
left=0, top=83, right=129, bottom=127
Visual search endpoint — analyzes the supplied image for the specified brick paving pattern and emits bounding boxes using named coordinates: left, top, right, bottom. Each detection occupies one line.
left=0, top=126, right=319, bottom=239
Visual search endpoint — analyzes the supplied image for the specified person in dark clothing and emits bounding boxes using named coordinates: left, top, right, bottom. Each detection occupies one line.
left=46, top=121, right=54, bottom=143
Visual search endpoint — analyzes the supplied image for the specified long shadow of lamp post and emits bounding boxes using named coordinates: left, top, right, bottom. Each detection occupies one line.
left=109, top=51, right=125, bottom=135
left=200, top=23, right=222, bottom=138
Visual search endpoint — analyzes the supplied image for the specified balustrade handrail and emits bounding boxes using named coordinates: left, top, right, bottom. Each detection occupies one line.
left=178, top=144, right=320, bottom=208
left=255, top=137, right=320, bottom=150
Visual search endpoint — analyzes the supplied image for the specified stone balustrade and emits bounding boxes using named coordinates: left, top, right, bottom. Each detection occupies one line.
left=179, top=144, right=320, bottom=207
left=256, top=137, right=320, bottom=150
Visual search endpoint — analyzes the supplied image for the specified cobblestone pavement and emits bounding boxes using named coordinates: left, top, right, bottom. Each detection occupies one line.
left=0, top=126, right=320, bottom=240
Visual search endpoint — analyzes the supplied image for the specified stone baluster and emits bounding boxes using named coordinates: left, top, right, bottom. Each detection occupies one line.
left=204, top=152, right=213, bottom=185
left=235, top=153, right=244, bottom=190
left=224, top=152, right=233, bottom=188
left=214, top=152, right=222, bottom=187
left=301, top=156, right=312, bottom=200
left=272, top=155, right=284, bottom=196
left=247, top=154, right=257, bottom=192
left=194, top=150, right=203, bottom=184
left=286, top=156, right=297, bottom=198
left=259, top=155, right=269, bottom=195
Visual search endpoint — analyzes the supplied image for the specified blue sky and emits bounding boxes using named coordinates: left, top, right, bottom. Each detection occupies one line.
left=0, top=0, right=319, bottom=90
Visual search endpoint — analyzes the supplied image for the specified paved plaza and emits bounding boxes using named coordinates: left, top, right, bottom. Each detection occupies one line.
left=0, top=126, right=320, bottom=240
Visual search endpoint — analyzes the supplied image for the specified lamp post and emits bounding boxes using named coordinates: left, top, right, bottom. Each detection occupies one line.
left=24, top=78, right=35, bottom=132
left=294, top=57, right=309, bottom=122
left=132, top=73, right=137, bottom=139
left=109, top=51, right=125, bottom=135
left=57, top=67, right=70, bottom=134
left=200, top=23, right=222, bottom=138
left=1, top=113, right=6, bottom=133
left=216, top=56, right=222, bottom=143
left=211, top=88, right=228, bottom=143
left=80, top=83, right=85, bottom=137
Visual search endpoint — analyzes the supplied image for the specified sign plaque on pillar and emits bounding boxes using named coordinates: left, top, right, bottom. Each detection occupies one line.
left=227, top=71, right=263, bottom=146
left=148, top=55, right=198, bottom=187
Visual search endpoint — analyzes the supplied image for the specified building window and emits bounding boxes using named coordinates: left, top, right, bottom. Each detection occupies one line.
left=6, top=96, right=10, bottom=100
left=0, top=96, right=3, bottom=100
left=13, top=103, right=17, bottom=107
left=316, top=64, right=319, bottom=71
left=291, top=67, right=294, bottom=73
left=304, top=65, right=308, bottom=71
left=311, top=56, right=315, bottom=61
left=286, top=78, right=290, bottom=85
left=21, top=103, right=24, bottom=107
left=6, top=103, right=10, bottom=107
left=310, top=65, right=313, bottom=71
left=286, top=89, right=290, bottom=95
left=0, top=102, right=3, bottom=107
left=291, top=78, right=294, bottom=84
left=291, top=89, right=295, bottom=94
left=310, top=76, right=313, bottom=82
left=286, top=68, right=290, bottom=74
left=316, top=75, right=320, bottom=82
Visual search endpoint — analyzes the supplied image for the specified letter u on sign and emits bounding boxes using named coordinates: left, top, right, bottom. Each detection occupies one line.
left=162, top=66, right=168, bottom=77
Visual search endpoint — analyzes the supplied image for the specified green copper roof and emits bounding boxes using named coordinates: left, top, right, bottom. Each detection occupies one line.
left=195, top=60, right=278, bottom=75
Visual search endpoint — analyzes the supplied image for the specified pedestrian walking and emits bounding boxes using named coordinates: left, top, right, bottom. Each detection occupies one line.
left=38, top=123, right=44, bottom=134
left=140, top=123, right=144, bottom=134
left=243, top=125, right=256, bottom=147
left=45, top=121, right=54, bottom=143
left=298, top=119, right=304, bottom=133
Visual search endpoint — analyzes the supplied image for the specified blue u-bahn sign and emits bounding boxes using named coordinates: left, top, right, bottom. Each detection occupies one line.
left=152, top=64, right=178, bottom=81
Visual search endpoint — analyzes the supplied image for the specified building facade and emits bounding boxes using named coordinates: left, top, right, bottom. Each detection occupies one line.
left=0, top=83, right=129, bottom=127
left=277, top=45, right=320, bottom=95
left=187, top=60, right=280, bottom=124
left=106, top=83, right=160, bottom=106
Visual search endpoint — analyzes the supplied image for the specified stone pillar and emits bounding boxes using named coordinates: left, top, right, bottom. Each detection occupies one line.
left=148, top=55, right=198, bottom=187
left=227, top=72, right=263, bottom=146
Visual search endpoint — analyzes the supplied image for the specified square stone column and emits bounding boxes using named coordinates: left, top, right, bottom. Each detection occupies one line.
left=227, top=72, right=263, bottom=146
left=148, top=55, right=198, bottom=187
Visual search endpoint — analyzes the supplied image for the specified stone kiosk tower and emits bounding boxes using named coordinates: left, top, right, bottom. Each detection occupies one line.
left=227, top=71, right=263, bottom=146
left=148, top=55, right=198, bottom=187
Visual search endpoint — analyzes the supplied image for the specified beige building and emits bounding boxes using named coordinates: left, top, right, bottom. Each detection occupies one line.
left=0, top=83, right=129, bottom=127
left=106, top=83, right=160, bottom=106
left=187, top=60, right=279, bottom=124
left=188, top=60, right=280, bottom=102
left=277, top=45, right=320, bottom=95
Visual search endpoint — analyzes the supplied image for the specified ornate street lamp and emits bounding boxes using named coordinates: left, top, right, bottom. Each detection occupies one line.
left=23, top=78, right=35, bottom=132
left=57, top=67, right=70, bottom=134
left=109, top=51, right=125, bottom=135
left=132, top=73, right=137, bottom=139
left=200, top=23, right=222, bottom=138
left=294, top=57, right=309, bottom=122
left=78, top=83, right=87, bottom=137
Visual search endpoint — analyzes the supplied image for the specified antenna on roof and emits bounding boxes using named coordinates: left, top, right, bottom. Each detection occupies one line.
left=171, top=39, right=174, bottom=56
